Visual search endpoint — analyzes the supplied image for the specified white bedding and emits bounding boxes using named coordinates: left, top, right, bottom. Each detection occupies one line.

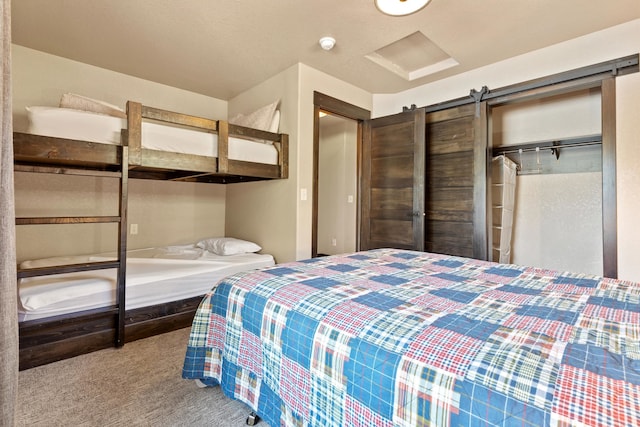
left=25, top=106, right=279, bottom=165
left=18, top=246, right=275, bottom=321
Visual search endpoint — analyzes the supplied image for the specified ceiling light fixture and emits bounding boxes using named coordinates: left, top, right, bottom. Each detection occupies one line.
left=375, top=0, right=431, bottom=16
left=319, top=36, right=336, bottom=51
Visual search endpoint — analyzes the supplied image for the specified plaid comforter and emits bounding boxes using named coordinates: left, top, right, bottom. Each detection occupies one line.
left=182, top=249, right=640, bottom=426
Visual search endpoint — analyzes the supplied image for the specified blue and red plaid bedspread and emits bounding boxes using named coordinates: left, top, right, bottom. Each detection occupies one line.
left=182, top=249, right=640, bottom=426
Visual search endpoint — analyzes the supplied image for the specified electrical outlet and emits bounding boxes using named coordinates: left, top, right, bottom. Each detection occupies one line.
left=130, top=224, right=138, bottom=235
left=332, top=238, right=337, bottom=246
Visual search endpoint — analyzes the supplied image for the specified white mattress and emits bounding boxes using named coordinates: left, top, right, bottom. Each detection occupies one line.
left=25, top=106, right=279, bottom=165
left=18, top=246, right=275, bottom=321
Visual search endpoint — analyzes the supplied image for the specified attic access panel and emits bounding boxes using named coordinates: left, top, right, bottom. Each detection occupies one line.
left=365, top=31, right=458, bottom=81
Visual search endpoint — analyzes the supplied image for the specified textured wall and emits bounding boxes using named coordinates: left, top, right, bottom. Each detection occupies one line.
left=12, top=45, right=227, bottom=261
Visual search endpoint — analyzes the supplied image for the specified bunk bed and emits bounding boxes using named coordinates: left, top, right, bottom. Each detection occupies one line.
left=13, top=97, right=289, bottom=370
left=16, top=99, right=289, bottom=183
left=183, top=248, right=640, bottom=427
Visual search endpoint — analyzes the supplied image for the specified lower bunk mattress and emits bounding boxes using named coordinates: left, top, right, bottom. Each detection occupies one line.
left=18, top=246, right=275, bottom=321
left=183, top=248, right=640, bottom=427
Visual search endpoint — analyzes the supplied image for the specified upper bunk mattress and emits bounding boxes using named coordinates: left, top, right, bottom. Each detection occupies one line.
left=24, top=106, right=279, bottom=165
left=18, top=247, right=275, bottom=321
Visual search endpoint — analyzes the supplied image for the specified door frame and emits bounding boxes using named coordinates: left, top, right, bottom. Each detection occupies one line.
left=312, top=92, right=370, bottom=257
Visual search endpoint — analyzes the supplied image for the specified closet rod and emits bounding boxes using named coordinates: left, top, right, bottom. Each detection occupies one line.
left=492, top=134, right=601, bottom=157
left=494, top=141, right=600, bottom=156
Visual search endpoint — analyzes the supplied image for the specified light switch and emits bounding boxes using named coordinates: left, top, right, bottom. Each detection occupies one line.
left=301, top=188, right=308, bottom=201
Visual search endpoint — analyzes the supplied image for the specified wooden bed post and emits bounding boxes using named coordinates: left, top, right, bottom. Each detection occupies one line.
left=126, top=101, right=142, bottom=165
left=279, top=134, right=289, bottom=179
left=218, top=120, right=229, bottom=174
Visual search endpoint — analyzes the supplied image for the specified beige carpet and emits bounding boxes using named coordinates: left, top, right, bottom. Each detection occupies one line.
left=17, top=328, right=259, bottom=427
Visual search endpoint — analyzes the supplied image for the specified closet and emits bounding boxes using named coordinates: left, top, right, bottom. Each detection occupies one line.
left=360, top=54, right=638, bottom=279
left=491, top=88, right=603, bottom=274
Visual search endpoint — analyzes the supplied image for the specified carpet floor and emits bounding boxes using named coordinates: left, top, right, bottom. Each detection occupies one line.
left=17, top=327, right=258, bottom=427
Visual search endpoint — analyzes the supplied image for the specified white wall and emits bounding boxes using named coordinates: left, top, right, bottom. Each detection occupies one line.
left=296, top=64, right=372, bottom=260
left=13, top=45, right=227, bottom=131
left=616, top=69, right=640, bottom=282
left=13, top=45, right=228, bottom=261
left=227, top=63, right=372, bottom=263
left=511, top=173, right=603, bottom=275
left=492, top=89, right=602, bottom=146
left=318, top=116, right=358, bottom=255
left=14, top=174, right=226, bottom=262
left=225, top=65, right=300, bottom=264
left=373, top=19, right=640, bottom=281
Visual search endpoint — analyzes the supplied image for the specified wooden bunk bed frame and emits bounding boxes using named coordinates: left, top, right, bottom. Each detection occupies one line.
left=14, top=101, right=289, bottom=370
left=15, top=101, right=289, bottom=182
left=125, top=101, right=288, bottom=183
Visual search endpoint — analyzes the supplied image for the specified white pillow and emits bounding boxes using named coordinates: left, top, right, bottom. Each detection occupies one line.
left=229, top=100, right=279, bottom=132
left=196, top=237, right=261, bottom=256
left=269, top=110, right=280, bottom=133
left=59, top=93, right=127, bottom=119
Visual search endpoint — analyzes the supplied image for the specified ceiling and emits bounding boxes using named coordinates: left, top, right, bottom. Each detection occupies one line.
left=11, top=0, right=640, bottom=101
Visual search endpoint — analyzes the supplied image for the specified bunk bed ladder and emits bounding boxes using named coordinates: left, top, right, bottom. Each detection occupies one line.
left=15, top=133, right=129, bottom=351
left=116, top=130, right=129, bottom=347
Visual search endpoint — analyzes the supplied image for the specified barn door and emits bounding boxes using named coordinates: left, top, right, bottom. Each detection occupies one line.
left=360, top=108, right=426, bottom=251
left=425, top=103, right=487, bottom=260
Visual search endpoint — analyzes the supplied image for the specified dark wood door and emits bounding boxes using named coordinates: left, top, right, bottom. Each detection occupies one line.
left=360, top=108, right=425, bottom=251
left=360, top=104, right=486, bottom=258
left=425, top=103, right=487, bottom=259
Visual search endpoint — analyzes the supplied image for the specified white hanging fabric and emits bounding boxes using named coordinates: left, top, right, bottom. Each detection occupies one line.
left=491, top=155, right=518, bottom=264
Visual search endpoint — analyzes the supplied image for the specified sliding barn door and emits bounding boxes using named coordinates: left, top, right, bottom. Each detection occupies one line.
left=425, top=103, right=487, bottom=260
left=360, top=109, right=426, bottom=251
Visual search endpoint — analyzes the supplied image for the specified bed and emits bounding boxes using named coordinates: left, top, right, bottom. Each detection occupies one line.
left=18, top=245, right=275, bottom=321
left=14, top=95, right=289, bottom=183
left=183, top=248, right=640, bottom=426
left=13, top=94, right=288, bottom=368
left=18, top=240, right=275, bottom=370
